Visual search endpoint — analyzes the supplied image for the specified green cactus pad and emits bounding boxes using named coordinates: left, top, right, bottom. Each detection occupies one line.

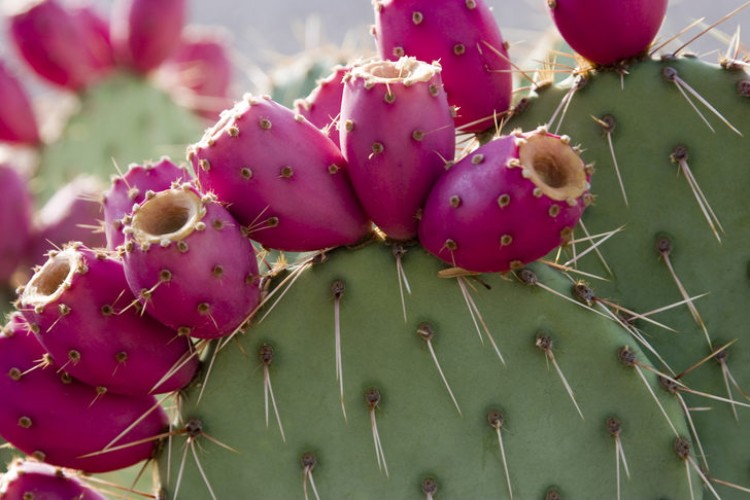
left=508, top=55, right=750, bottom=497
left=158, top=242, right=696, bottom=498
left=34, top=71, right=204, bottom=201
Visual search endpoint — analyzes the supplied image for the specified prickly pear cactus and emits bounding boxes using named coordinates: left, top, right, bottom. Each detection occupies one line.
left=507, top=55, right=750, bottom=496
left=35, top=71, right=204, bottom=201
left=158, top=242, right=697, bottom=498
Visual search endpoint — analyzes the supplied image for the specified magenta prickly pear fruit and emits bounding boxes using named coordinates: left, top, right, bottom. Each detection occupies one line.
left=111, top=0, right=187, bottom=74
left=0, top=459, right=105, bottom=500
left=102, top=157, right=192, bottom=249
left=0, top=164, right=33, bottom=284
left=189, top=94, right=372, bottom=251
left=340, top=57, right=455, bottom=240
left=0, top=60, right=40, bottom=146
left=547, top=0, right=668, bottom=66
left=294, top=65, right=348, bottom=149
left=419, top=127, right=591, bottom=273
left=71, top=4, right=116, bottom=76
left=156, top=28, right=234, bottom=120
left=373, top=0, right=512, bottom=133
left=29, top=176, right=106, bottom=266
left=7, top=0, right=104, bottom=90
left=18, top=243, right=198, bottom=395
left=121, top=183, right=261, bottom=338
left=0, top=313, right=168, bottom=473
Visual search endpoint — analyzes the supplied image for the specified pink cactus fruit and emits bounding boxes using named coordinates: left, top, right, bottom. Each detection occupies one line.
left=0, top=60, right=40, bottom=146
left=121, top=183, right=261, bottom=339
left=111, top=0, right=187, bottom=74
left=29, top=176, right=107, bottom=266
left=373, top=0, right=512, bottom=133
left=17, top=243, right=198, bottom=395
left=102, top=157, right=192, bottom=249
left=547, top=0, right=668, bottom=66
left=294, top=65, right=348, bottom=149
left=339, top=57, right=455, bottom=241
left=0, top=459, right=105, bottom=500
left=70, top=3, right=116, bottom=75
left=156, top=28, right=234, bottom=120
left=189, top=94, right=372, bottom=251
left=0, top=313, right=168, bottom=473
left=0, top=164, right=33, bottom=284
left=7, top=0, right=105, bottom=90
left=418, top=128, right=592, bottom=273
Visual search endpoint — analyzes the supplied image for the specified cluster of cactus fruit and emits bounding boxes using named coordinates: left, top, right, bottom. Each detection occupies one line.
left=2, top=0, right=750, bottom=498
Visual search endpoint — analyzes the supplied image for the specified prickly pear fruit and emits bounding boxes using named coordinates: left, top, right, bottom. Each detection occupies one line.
left=0, top=459, right=105, bottom=500
left=419, top=128, right=590, bottom=273
left=18, top=244, right=198, bottom=395
left=102, top=157, right=192, bottom=249
left=0, top=164, right=33, bottom=284
left=121, top=184, right=261, bottom=338
left=28, top=176, right=106, bottom=266
left=7, top=0, right=104, bottom=89
left=111, top=0, right=187, bottom=74
left=156, top=28, right=234, bottom=120
left=547, top=0, right=668, bottom=66
left=70, top=4, right=116, bottom=76
left=189, top=94, right=372, bottom=251
left=0, top=313, right=167, bottom=473
left=0, top=61, right=40, bottom=145
left=373, top=0, right=512, bottom=132
left=294, top=65, right=348, bottom=149
left=340, top=57, right=455, bottom=240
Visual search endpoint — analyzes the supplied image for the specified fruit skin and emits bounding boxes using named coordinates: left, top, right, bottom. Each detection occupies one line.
left=0, top=60, right=40, bottom=145
left=0, top=164, right=33, bottom=284
left=121, top=184, right=262, bottom=339
left=373, top=0, right=512, bottom=132
left=111, top=0, right=187, bottom=74
left=0, top=313, right=168, bottom=473
left=156, top=28, right=235, bottom=120
left=419, top=128, right=590, bottom=273
left=18, top=244, right=198, bottom=396
left=340, top=57, right=455, bottom=240
left=70, top=4, right=116, bottom=76
left=189, top=94, right=372, bottom=252
left=102, top=157, right=192, bottom=250
left=547, top=0, right=668, bottom=66
left=7, top=0, right=104, bottom=90
left=294, top=65, right=348, bottom=149
left=0, top=459, right=105, bottom=500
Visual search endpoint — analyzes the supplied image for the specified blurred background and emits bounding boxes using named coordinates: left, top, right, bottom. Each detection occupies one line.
left=3, top=0, right=748, bottom=97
